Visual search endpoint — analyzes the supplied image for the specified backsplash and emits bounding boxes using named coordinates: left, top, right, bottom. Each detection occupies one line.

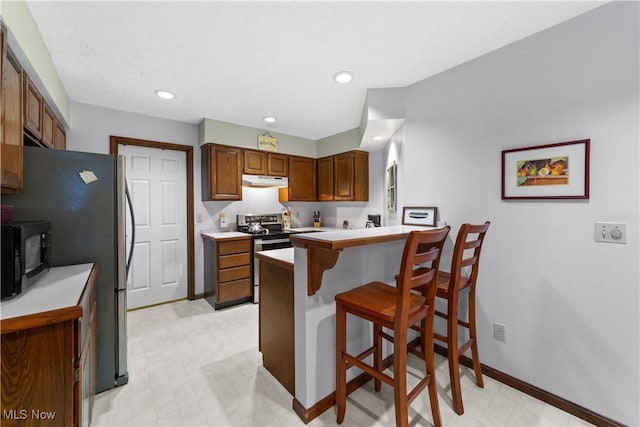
left=199, top=187, right=383, bottom=231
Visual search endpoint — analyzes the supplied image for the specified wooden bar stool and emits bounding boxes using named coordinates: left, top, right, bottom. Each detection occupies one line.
left=411, top=221, right=490, bottom=415
left=335, top=227, right=450, bottom=427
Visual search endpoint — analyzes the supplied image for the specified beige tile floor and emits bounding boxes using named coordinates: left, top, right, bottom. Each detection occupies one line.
left=91, top=299, right=592, bottom=427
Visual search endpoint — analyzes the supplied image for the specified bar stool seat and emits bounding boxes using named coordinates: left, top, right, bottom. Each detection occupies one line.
left=335, top=227, right=450, bottom=427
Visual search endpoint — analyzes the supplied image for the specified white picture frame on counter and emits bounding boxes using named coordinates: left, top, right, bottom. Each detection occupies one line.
left=402, top=206, right=438, bottom=227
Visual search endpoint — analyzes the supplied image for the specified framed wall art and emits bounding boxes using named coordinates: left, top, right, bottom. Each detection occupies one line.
left=501, top=139, right=590, bottom=200
left=402, top=206, right=437, bottom=226
left=386, top=162, right=397, bottom=212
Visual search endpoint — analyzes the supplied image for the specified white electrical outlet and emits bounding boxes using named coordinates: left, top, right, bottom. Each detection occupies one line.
left=595, top=222, right=626, bottom=244
left=494, top=323, right=506, bottom=342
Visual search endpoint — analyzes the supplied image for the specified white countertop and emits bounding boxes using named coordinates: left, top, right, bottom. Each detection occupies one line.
left=201, top=231, right=251, bottom=240
left=290, top=226, right=346, bottom=233
left=255, top=247, right=294, bottom=265
left=292, top=225, right=439, bottom=243
left=1, top=263, right=94, bottom=321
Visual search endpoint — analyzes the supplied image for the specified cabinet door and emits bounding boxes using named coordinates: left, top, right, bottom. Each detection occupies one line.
left=334, top=152, right=355, bottom=201
left=201, top=144, right=242, bottom=201
left=54, top=120, right=66, bottom=150
left=1, top=48, right=24, bottom=191
left=24, top=75, right=43, bottom=139
left=353, top=151, right=369, bottom=201
left=317, top=156, right=334, bottom=201
left=41, top=104, right=55, bottom=148
left=267, top=153, right=288, bottom=176
left=288, top=156, right=316, bottom=201
left=243, top=149, right=267, bottom=175
left=334, top=151, right=369, bottom=201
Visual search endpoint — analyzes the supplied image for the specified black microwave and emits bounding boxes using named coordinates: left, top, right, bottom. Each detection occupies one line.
left=1, top=220, right=52, bottom=299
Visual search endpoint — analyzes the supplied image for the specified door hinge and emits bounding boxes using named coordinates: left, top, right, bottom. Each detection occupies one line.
left=74, top=367, right=80, bottom=382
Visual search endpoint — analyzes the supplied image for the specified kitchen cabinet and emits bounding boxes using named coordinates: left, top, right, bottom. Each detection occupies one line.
left=317, top=156, right=334, bottom=201
left=334, top=151, right=368, bottom=201
left=1, top=264, right=97, bottom=427
left=1, top=27, right=24, bottom=192
left=267, top=152, right=288, bottom=176
left=54, top=120, right=66, bottom=150
left=243, top=149, right=267, bottom=175
left=23, top=74, right=43, bottom=140
left=243, top=149, right=288, bottom=176
left=201, top=143, right=243, bottom=201
left=316, top=151, right=369, bottom=201
left=203, top=235, right=253, bottom=309
left=256, top=252, right=294, bottom=395
left=41, top=103, right=55, bottom=148
left=282, top=155, right=316, bottom=201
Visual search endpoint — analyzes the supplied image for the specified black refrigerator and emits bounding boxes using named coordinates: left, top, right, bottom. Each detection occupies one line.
left=3, top=145, right=132, bottom=392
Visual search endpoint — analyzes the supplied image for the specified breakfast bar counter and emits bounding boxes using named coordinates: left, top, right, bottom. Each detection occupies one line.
left=289, top=225, right=444, bottom=422
left=290, top=225, right=436, bottom=295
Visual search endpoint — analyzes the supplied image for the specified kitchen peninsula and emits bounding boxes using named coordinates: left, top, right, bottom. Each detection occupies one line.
left=258, top=225, right=442, bottom=422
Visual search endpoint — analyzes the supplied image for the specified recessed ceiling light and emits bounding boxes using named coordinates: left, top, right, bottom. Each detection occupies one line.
left=333, top=71, right=354, bottom=84
left=372, top=135, right=385, bottom=141
left=154, top=89, right=175, bottom=100
left=263, top=116, right=277, bottom=124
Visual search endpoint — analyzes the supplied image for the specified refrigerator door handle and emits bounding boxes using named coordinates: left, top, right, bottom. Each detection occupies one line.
left=125, top=182, right=135, bottom=280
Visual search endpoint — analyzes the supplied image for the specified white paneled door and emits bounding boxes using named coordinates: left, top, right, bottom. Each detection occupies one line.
left=119, top=144, right=188, bottom=309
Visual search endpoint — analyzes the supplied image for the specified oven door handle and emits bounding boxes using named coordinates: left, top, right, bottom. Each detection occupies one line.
left=254, top=238, right=291, bottom=245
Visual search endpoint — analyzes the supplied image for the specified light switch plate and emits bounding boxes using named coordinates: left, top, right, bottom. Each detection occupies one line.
left=595, top=222, right=626, bottom=244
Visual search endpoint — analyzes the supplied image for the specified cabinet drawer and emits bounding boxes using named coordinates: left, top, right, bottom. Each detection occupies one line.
left=218, top=239, right=251, bottom=255
left=218, top=265, right=250, bottom=283
left=218, top=278, right=252, bottom=302
left=219, top=252, right=250, bottom=269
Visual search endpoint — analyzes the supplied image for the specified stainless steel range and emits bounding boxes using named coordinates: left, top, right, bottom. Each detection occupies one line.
left=237, top=213, right=299, bottom=303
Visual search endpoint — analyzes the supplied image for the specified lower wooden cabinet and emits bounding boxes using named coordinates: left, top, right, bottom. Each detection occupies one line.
left=257, top=255, right=294, bottom=395
left=1, top=265, right=97, bottom=427
left=203, top=236, right=253, bottom=309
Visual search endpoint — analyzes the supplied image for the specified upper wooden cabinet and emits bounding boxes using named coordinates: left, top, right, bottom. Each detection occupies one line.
left=243, top=149, right=288, bottom=176
left=23, top=75, right=43, bottom=140
left=1, top=35, right=24, bottom=192
left=267, top=152, right=288, bottom=176
left=54, top=121, right=66, bottom=150
left=41, top=103, right=55, bottom=148
left=286, top=156, right=316, bottom=201
left=201, top=144, right=243, bottom=201
left=243, top=149, right=267, bottom=175
left=317, top=156, right=334, bottom=201
left=317, top=151, right=369, bottom=202
left=334, top=151, right=368, bottom=201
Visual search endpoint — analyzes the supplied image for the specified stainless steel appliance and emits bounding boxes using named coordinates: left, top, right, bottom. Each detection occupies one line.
left=3, top=146, right=134, bottom=392
left=237, top=213, right=299, bottom=303
left=1, top=220, right=52, bottom=298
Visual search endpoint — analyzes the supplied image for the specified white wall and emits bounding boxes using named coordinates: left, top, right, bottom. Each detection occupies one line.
left=66, top=102, right=209, bottom=293
left=68, top=102, right=383, bottom=296
left=1, top=0, right=70, bottom=125
left=384, top=3, right=639, bottom=425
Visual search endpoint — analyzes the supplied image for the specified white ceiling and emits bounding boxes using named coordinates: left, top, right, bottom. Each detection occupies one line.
left=27, top=1, right=605, bottom=141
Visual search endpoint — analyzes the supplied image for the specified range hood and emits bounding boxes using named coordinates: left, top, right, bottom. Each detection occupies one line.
left=242, top=174, right=289, bottom=188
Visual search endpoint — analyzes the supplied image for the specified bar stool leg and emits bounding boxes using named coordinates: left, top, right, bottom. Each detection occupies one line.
left=468, top=288, right=483, bottom=387
left=336, top=302, right=347, bottom=424
left=448, top=296, right=464, bottom=415
left=373, top=324, right=382, bottom=392
left=425, top=315, right=442, bottom=427
left=393, top=333, right=409, bottom=427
